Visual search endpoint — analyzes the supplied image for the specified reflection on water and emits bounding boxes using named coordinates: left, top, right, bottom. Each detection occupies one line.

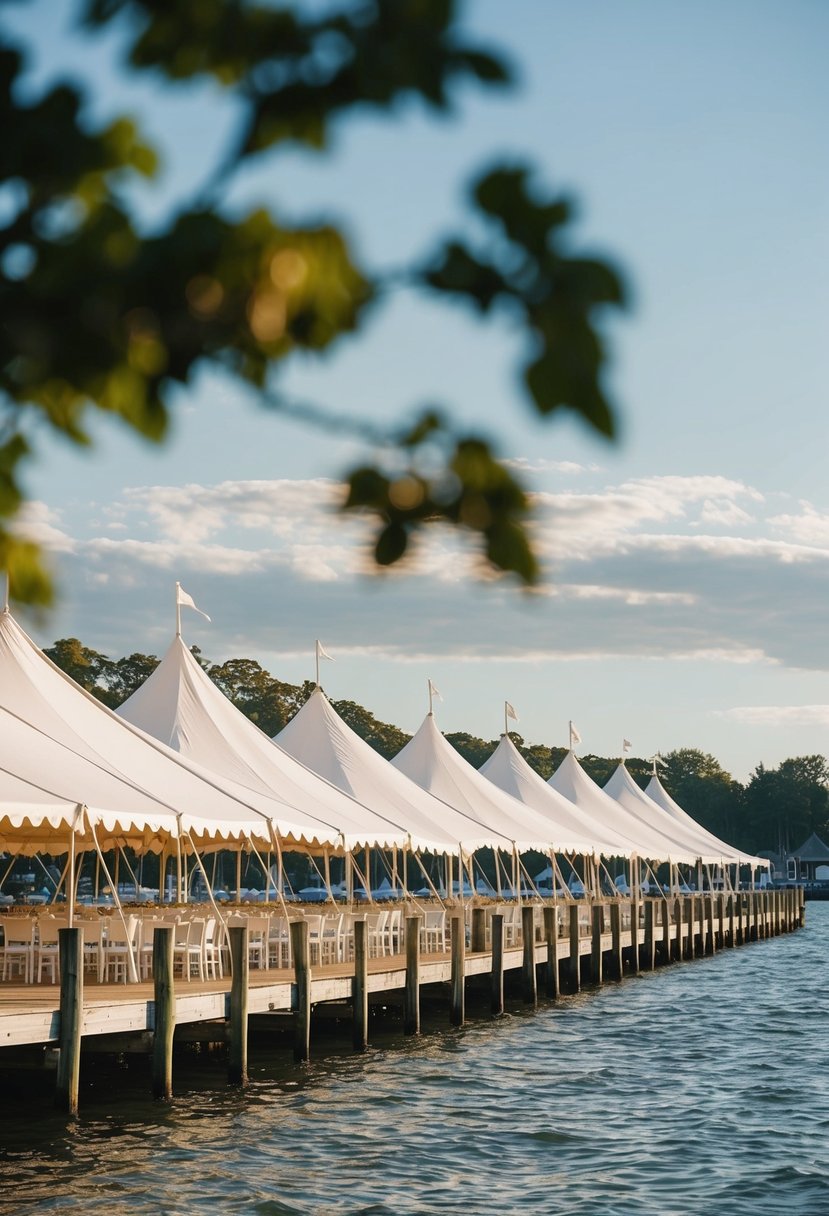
left=2, top=905, right=828, bottom=1215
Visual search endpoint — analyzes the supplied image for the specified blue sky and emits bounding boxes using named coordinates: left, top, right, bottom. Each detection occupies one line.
left=6, top=0, right=829, bottom=779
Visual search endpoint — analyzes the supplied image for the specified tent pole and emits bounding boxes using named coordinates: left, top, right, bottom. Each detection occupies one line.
left=157, top=846, right=165, bottom=903
left=0, top=854, right=16, bottom=892
left=323, top=848, right=334, bottom=905
left=86, top=809, right=138, bottom=982
left=94, top=853, right=100, bottom=903
left=175, top=834, right=183, bottom=903
left=235, top=845, right=242, bottom=903
left=67, top=814, right=79, bottom=929
left=403, top=843, right=409, bottom=901
left=114, top=848, right=120, bottom=900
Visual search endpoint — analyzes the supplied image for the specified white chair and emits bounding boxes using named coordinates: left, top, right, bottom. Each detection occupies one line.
left=320, top=912, right=343, bottom=965
left=304, top=914, right=325, bottom=966
left=385, top=909, right=402, bottom=956
left=36, top=917, right=68, bottom=983
left=420, top=910, right=446, bottom=954
left=103, top=916, right=140, bottom=983
left=366, top=911, right=389, bottom=958
left=245, top=917, right=270, bottom=970
left=204, top=917, right=223, bottom=980
left=1, top=919, right=35, bottom=983
left=82, top=918, right=106, bottom=982
left=268, top=916, right=291, bottom=969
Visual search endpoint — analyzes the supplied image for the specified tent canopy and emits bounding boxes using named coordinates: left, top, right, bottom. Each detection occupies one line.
left=276, top=686, right=511, bottom=853
left=392, top=713, right=566, bottom=852
left=479, top=734, right=629, bottom=856
left=0, top=610, right=339, bottom=853
left=117, top=635, right=415, bottom=852
left=644, top=771, right=768, bottom=867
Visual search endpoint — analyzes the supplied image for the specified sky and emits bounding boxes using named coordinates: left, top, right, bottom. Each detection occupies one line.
left=5, top=0, right=829, bottom=780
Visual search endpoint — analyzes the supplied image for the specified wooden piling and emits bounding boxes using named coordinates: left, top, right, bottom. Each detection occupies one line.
left=152, top=926, right=175, bottom=1099
left=290, top=919, right=311, bottom=1062
left=228, top=925, right=249, bottom=1085
left=660, top=898, right=671, bottom=964
left=685, top=897, right=696, bottom=958
left=728, top=894, right=736, bottom=947
left=471, top=907, right=486, bottom=953
left=590, top=903, right=603, bottom=984
left=542, top=907, right=559, bottom=998
left=643, top=901, right=655, bottom=970
left=568, top=904, right=580, bottom=991
left=706, top=895, right=716, bottom=955
left=673, top=897, right=683, bottom=962
left=404, top=915, right=421, bottom=1035
left=491, top=913, right=504, bottom=1015
left=629, top=898, right=640, bottom=973
left=522, top=906, right=537, bottom=1005
left=450, top=913, right=465, bottom=1027
left=609, top=902, right=623, bottom=979
left=353, top=918, right=368, bottom=1051
left=55, top=927, right=83, bottom=1115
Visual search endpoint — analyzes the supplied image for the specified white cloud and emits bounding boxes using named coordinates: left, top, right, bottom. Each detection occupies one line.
left=717, top=705, right=829, bottom=726
left=19, top=470, right=829, bottom=676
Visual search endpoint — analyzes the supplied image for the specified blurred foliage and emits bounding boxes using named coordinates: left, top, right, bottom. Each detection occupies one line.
left=46, top=634, right=829, bottom=853
left=1, top=0, right=627, bottom=602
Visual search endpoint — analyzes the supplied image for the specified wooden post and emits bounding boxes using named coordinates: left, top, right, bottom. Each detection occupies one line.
left=450, top=913, right=465, bottom=1026
left=728, top=894, right=736, bottom=947
left=629, top=897, right=640, bottom=973
left=590, top=903, right=603, bottom=984
left=706, top=895, right=716, bottom=954
left=353, top=918, right=368, bottom=1051
left=750, top=892, right=759, bottom=941
left=228, top=925, right=249, bottom=1085
left=643, top=900, right=655, bottom=970
left=737, top=892, right=745, bottom=944
left=152, top=926, right=175, bottom=1099
left=404, top=915, right=420, bottom=1035
left=673, top=897, right=683, bottom=961
left=290, top=919, right=311, bottom=1062
left=491, top=913, right=504, bottom=1015
left=522, top=906, right=537, bottom=1005
left=609, top=902, right=623, bottom=979
left=568, top=903, right=580, bottom=992
left=542, top=906, right=559, bottom=998
left=55, top=927, right=83, bottom=1115
left=685, top=897, right=696, bottom=958
left=660, top=898, right=670, bottom=964
left=471, top=907, right=486, bottom=954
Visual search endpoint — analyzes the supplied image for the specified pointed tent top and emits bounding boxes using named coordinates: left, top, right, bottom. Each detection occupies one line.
left=549, top=750, right=689, bottom=861
left=643, top=770, right=767, bottom=867
left=480, top=734, right=624, bottom=856
left=117, top=633, right=414, bottom=851
left=276, top=685, right=508, bottom=852
left=392, top=713, right=565, bottom=852
left=604, top=760, right=732, bottom=864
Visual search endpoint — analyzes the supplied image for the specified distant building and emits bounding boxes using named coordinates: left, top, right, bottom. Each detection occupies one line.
left=760, top=831, right=829, bottom=884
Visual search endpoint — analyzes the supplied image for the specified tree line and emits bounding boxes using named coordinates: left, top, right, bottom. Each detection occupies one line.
left=45, top=637, right=829, bottom=859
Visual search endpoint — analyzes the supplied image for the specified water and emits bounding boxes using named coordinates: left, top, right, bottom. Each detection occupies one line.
left=2, top=905, right=828, bottom=1216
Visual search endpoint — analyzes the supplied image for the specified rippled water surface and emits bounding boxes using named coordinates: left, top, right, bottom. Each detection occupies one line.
left=2, top=905, right=828, bottom=1216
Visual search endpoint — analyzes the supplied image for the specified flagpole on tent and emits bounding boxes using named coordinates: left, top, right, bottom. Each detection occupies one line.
left=504, top=701, right=508, bottom=737
left=315, top=640, right=320, bottom=688
left=2, top=571, right=8, bottom=612
left=175, top=581, right=182, bottom=638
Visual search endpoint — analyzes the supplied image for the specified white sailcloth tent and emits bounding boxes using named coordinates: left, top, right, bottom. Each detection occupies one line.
left=480, top=734, right=632, bottom=857
left=603, top=761, right=747, bottom=865
left=275, top=686, right=511, bottom=853
left=643, top=769, right=767, bottom=867
left=392, top=713, right=565, bottom=852
left=117, top=634, right=417, bottom=852
left=549, top=750, right=698, bottom=862
left=0, top=608, right=340, bottom=854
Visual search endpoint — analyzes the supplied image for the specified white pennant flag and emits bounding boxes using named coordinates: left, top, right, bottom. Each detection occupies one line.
left=176, top=583, right=211, bottom=622
left=428, top=678, right=443, bottom=714
left=569, top=720, right=582, bottom=748
left=506, top=701, right=519, bottom=722
left=623, top=738, right=632, bottom=753
left=316, top=640, right=335, bottom=663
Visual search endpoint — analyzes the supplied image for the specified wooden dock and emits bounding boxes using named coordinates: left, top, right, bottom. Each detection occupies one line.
left=0, top=888, right=804, bottom=1112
